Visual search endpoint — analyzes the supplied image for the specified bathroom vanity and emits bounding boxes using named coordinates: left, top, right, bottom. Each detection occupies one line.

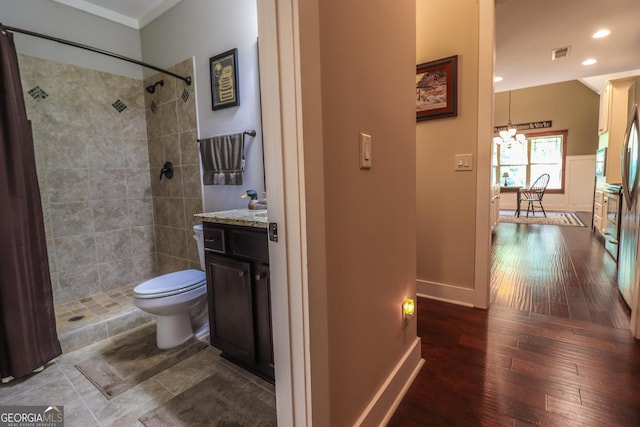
left=195, top=209, right=274, bottom=382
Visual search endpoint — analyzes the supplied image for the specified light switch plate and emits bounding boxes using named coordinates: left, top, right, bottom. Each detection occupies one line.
left=360, top=133, right=372, bottom=169
left=454, top=153, right=473, bottom=171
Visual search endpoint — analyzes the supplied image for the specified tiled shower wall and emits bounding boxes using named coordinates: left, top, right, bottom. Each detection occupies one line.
left=18, top=54, right=201, bottom=304
left=144, top=59, right=202, bottom=275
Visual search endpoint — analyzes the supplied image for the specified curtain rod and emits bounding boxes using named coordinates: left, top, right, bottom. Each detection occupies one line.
left=4, top=25, right=192, bottom=86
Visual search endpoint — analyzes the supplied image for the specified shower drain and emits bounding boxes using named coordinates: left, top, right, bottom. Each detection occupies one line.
left=67, top=315, right=85, bottom=322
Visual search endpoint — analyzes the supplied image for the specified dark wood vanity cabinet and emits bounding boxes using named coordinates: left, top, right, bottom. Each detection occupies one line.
left=253, top=263, right=273, bottom=378
left=203, top=222, right=274, bottom=382
left=206, top=256, right=255, bottom=365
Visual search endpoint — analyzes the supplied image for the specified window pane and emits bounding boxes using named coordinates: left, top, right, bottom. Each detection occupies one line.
left=495, top=130, right=566, bottom=192
left=500, top=142, right=528, bottom=165
left=531, top=137, right=562, bottom=163
left=499, top=166, right=526, bottom=187
left=530, top=165, right=562, bottom=189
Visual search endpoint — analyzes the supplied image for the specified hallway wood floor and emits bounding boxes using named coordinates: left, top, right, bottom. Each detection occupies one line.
left=491, top=215, right=630, bottom=328
left=389, top=219, right=640, bottom=426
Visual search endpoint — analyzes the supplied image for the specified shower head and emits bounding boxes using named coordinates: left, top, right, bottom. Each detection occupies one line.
left=146, top=80, right=164, bottom=94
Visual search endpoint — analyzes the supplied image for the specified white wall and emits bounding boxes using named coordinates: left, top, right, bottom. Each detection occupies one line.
left=0, top=0, right=143, bottom=79
left=140, top=0, right=266, bottom=212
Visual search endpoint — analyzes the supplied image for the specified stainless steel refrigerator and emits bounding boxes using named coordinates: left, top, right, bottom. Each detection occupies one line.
left=618, top=81, right=640, bottom=307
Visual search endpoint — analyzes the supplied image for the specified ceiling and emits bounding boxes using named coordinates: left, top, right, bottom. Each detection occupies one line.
left=54, top=0, right=640, bottom=94
left=51, top=0, right=182, bottom=30
left=495, top=0, right=640, bottom=94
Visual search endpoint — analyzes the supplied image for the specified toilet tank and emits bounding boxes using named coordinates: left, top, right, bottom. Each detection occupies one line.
left=193, top=224, right=205, bottom=270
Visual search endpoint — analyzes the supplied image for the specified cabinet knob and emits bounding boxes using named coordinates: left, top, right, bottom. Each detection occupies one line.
left=238, top=271, right=244, bottom=277
left=255, top=274, right=262, bottom=281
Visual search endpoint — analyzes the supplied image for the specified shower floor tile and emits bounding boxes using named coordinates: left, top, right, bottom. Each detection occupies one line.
left=56, top=287, right=136, bottom=335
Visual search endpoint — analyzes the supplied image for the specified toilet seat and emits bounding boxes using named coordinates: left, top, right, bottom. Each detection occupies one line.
left=134, top=269, right=206, bottom=299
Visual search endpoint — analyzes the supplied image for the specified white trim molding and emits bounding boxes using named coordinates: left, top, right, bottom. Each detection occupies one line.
left=417, top=279, right=478, bottom=307
left=474, top=0, right=495, bottom=310
left=354, top=337, right=424, bottom=427
left=257, top=0, right=312, bottom=425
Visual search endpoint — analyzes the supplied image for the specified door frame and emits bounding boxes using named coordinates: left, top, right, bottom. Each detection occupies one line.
left=256, top=0, right=314, bottom=424
left=475, top=0, right=495, bottom=309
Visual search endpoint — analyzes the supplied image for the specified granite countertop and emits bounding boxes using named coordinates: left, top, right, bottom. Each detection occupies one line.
left=195, top=209, right=268, bottom=229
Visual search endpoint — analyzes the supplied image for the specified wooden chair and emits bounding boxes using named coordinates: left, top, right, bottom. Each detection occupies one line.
left=518, top=173, right=550, bottom=217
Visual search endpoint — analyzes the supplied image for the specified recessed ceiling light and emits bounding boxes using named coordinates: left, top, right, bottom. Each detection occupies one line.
left=494, top=76, right=504, bottom=83
left=593, top=29, right=611, bottom=39
left=582, top=58, right=597, bottom=66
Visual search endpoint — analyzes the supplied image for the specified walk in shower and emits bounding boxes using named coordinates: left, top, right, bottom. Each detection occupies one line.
left=18, top=53, right=203, bottom=352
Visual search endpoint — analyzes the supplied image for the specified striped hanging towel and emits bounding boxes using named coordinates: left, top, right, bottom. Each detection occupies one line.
left=199, top=133, right=244, bottom=185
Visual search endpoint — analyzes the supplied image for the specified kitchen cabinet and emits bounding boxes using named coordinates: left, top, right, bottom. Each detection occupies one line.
left=603, top=186, right=622, bottom=262
left=593, top=189, right=605, bottom=235
left=599, top=78, right=636, bottom=184
left=203, top=221, right=274, bottom=382
left=598, top=83, right=611, bottom=135
left=491, top=184, right=500, bottom=231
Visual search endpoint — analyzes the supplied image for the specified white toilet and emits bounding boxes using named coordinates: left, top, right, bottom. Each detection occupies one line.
left=133, top=224, right=209, bottom=349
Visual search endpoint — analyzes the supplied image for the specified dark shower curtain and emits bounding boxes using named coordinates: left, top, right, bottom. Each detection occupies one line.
left=0, top=24, right=61, bottom=380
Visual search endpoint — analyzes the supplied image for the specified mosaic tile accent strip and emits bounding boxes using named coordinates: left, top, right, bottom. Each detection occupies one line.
left=150, top=100, right=157, bottom=113
left=112, top=99, right=127, bottom=113
left=27, top=86, right=48, bottom=101
left=182, top=89, right=190, bottom=103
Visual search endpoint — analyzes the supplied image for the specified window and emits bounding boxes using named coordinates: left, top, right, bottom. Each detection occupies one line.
left=493, top=130, right=567, bottom=192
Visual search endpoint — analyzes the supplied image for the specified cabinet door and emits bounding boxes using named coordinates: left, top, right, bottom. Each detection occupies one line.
left=593, top=190, right=605, bottom=234
left=599, top=83, right=611, bottom=135
left=254, top=263, right=274, bottom=379
left=206, top=254, right=255, bottom=365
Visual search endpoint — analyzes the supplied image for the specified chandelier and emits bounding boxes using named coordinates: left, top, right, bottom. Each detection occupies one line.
left=493, top=91, right=526, bottom=146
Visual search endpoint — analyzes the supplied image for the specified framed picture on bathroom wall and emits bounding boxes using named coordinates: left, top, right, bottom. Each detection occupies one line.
left=210, top=48, right=239, bottom=110
left=416, top=55, right=458, bottom=122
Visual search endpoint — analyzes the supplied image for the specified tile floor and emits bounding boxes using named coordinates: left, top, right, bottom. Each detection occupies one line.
left=0, top=323, right=276, bottom=426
